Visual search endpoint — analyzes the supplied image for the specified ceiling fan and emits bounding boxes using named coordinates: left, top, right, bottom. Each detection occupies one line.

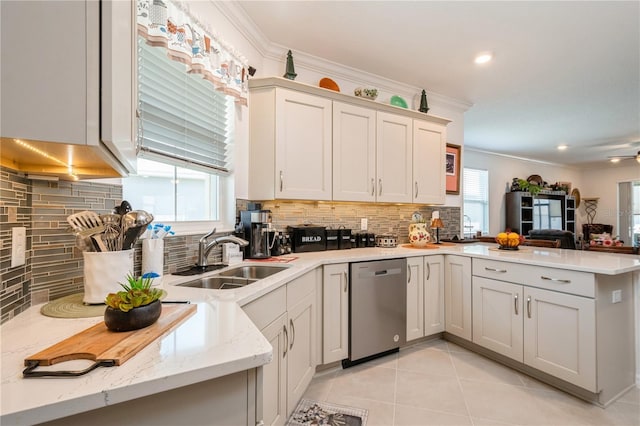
left=607, top=151, right=640, bottom=164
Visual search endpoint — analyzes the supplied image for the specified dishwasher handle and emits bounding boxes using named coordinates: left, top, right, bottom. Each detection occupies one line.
left=358, top=267, right=402, bottom=278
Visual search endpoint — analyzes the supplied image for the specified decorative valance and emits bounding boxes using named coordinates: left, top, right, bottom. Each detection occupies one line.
left=136, top=0, right=248, bottom=106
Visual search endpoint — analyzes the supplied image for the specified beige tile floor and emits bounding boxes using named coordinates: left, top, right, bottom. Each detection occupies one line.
left=302, top=339, right=640, bottom=426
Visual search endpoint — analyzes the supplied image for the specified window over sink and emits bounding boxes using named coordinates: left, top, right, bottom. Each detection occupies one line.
left=124, top=35, right=236, bottom=228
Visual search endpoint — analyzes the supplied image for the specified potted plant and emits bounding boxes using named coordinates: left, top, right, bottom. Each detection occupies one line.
left=104, top=274, right=167, bottom=332
left=516, top=178, right=542, bottom=196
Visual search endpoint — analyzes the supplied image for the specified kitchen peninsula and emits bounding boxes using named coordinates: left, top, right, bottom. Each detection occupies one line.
left=2, top=244, right=639, bottom=425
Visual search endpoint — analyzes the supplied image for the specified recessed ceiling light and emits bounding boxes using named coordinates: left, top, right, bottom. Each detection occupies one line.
left=557, top=144, right=568, bottom=151
left=474, top=52, right=493, bottom=64
left=610, top=158, right=621, bottom=163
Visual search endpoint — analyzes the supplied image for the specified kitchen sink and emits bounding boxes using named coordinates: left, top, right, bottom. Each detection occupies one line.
left=217, top=265, right=289, bottom=279
left=177, top=276, right=258, bottom=290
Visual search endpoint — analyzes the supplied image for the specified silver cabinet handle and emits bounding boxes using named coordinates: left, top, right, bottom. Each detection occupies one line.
left=540, top=276, right=571, bottom=284
left=426, top=262, right=431, bottom=281
left=485, top=267, right=507, bottom=273
left=371, top=178, right=375, bottom=196
left=514, top=294, right=519, bottom=315
left=283, top=324, right=288, bottom=357
left=415, top=181, right=419, bottom=198
left=407, top=264, right=412, bottom=283
left=289, top=319, right=295, bottom=350
left=378, top=178, right=382, bottom=196
left=279, top=171, right=284, bottom=192
left=343, top=271, right=348, bottom=292
left=527, top=296, right=532, bottom=318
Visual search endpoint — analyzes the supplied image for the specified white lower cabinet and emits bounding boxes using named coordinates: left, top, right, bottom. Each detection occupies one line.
left=322, top=263, right=349, bottom=363
left=286, top=289, right=316, bottom=415
left=472, top=276, right=596, bottom=391
left=243, top=271, right=318, bottom=426
left=444, top=255, right=472, bottom=340
left=472, top=277, right=523, bottom=361
left=424, top=255, right=445, bottom=336
left=260, top=313, right=288, bottom=426
left=523, top=286, right=596, bottom=391
left=406, top=257, right=425, bottom=341
left=406, top=255, right=445, bottom=342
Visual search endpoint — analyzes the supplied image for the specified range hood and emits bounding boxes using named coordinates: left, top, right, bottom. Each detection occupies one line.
left=1, top=137, right=130, bottom=181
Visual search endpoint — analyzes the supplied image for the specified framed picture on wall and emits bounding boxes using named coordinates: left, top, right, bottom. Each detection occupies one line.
left=446, top=143, right=461, bottom=194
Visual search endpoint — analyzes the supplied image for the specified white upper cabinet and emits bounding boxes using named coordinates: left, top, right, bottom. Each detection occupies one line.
left=413, top=120, right=446, bottom=204
left=333, top=102, right=376, bottom=202
left=376, top=112, right=413, bottom=203
left=249, top=78, right=451, bottom=202
left=0, top=0, right=136, bottom=177
left=249, top=87, right=332, bottom=200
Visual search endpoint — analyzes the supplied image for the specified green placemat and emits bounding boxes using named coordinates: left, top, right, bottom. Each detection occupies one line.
left=40, top=293, right=106, bottom=318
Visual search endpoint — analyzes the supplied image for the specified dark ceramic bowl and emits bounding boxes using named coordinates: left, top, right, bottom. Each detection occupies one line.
left=104, top=300, right=162, bottom=332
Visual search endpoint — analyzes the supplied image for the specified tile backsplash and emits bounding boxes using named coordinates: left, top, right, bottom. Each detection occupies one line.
left=253, top=200, right=461, bottom=244
left=0, top=167, right=222, bottom=324
left=1, top=165, right=460, bottom=324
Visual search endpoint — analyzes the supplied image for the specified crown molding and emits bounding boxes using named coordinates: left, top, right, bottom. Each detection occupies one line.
left=216, top=1, right=472, bottom=114
left=213, top=1, right=273, bottom=56
left=464, top=147, right=583, bottom=169
left=265, top=42, right=472, bottom=113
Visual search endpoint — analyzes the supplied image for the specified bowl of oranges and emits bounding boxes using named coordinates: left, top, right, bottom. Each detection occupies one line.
left=495, top=231, right=524, bottom=250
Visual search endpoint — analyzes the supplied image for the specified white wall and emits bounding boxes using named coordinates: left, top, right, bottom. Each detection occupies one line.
left=183, top=1, right=266, bottom=204
left=464, top=149, right=583, bottom=236
left=577, top=163, right=640, bottom=235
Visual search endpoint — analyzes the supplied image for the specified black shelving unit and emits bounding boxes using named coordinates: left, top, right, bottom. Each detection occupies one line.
left=506, top=192, right=575, bottom=235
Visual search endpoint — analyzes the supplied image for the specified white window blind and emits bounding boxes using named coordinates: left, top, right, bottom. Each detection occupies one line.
left=464, top=168, right=488, bottom=202
left=463, top=168, right=489, bottom=233
left=137, top=37, right=231, bottom=174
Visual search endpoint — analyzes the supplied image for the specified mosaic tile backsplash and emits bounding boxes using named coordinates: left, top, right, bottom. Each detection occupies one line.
left=1, top=166, right=459, bottom=324
left=255, top=200, right=461, bottom=244
left=0, top=167, right=223, bottom=324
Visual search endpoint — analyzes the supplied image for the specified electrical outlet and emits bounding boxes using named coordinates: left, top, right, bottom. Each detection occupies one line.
left=11, top=227, right=26, bottom=268
left=360, top=218, right=368, bottom=230
left=611, top=289, right=622, bottom=304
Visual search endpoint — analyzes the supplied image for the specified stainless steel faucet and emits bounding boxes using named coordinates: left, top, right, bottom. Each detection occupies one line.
left=196, top=228, right=249, bottom=267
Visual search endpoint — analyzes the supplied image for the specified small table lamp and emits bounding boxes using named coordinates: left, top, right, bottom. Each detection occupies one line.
left=431, top=218, right=444, bottom=244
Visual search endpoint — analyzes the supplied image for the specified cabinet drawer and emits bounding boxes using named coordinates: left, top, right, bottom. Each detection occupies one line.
left=472, top=259, right=594, bottom=298
left=287, top=270, right=317, bottom=310
left=243, top=286, right=286, bottom=331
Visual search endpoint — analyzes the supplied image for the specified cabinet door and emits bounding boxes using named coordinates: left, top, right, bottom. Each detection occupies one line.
left=1, top=0, right=96, bottom=145
left=333, top=102, right=376, bottom=202
left=413, top=120, right=446, bottom=204
left=376, top=112, right=412, bottom=203
left=444, top=255, right=472, bottom=340
left=424, top=255, right=445, bottom=336
left=260, top=314, right=288, bottom=426
left=101, top=0, right=136, bottom=173
left=322, top=264, right=349, bottom=364
left=406, top=257, right=425, bottom=341
left=287, top=291, right=316, bottom=416
left=472, top=277, right=523, bottom=361
left=275, top=89, right=332, bottom=200
left=523, top=287, right=596, bottom=391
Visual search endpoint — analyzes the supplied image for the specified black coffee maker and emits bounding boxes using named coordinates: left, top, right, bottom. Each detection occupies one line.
left=240, top=209, right=272, bottom=259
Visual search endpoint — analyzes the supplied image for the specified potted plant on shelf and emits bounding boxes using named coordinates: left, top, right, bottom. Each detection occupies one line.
left=515, top=178, right=542, bottom=196
left=104, top=274, right=167, bottom=332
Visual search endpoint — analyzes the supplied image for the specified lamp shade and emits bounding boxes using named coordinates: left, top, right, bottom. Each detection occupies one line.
left=430, top=218, right=444, bottom=228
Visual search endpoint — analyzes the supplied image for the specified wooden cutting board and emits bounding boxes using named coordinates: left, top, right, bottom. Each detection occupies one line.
left=24, top=304, right=196, bottom=377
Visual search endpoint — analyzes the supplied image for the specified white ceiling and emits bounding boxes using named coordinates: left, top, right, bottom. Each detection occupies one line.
left=236, top=1, right=640, bottom=168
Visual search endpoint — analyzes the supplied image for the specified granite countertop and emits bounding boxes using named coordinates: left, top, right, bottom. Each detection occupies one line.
left=2, top=242, right=639, bottom=424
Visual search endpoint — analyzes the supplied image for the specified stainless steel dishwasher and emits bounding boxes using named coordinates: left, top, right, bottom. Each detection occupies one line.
left=343, top=258, right=407, bottom=367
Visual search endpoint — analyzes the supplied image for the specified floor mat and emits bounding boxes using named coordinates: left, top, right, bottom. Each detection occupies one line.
left=287, top=399, right=368, bottom=426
